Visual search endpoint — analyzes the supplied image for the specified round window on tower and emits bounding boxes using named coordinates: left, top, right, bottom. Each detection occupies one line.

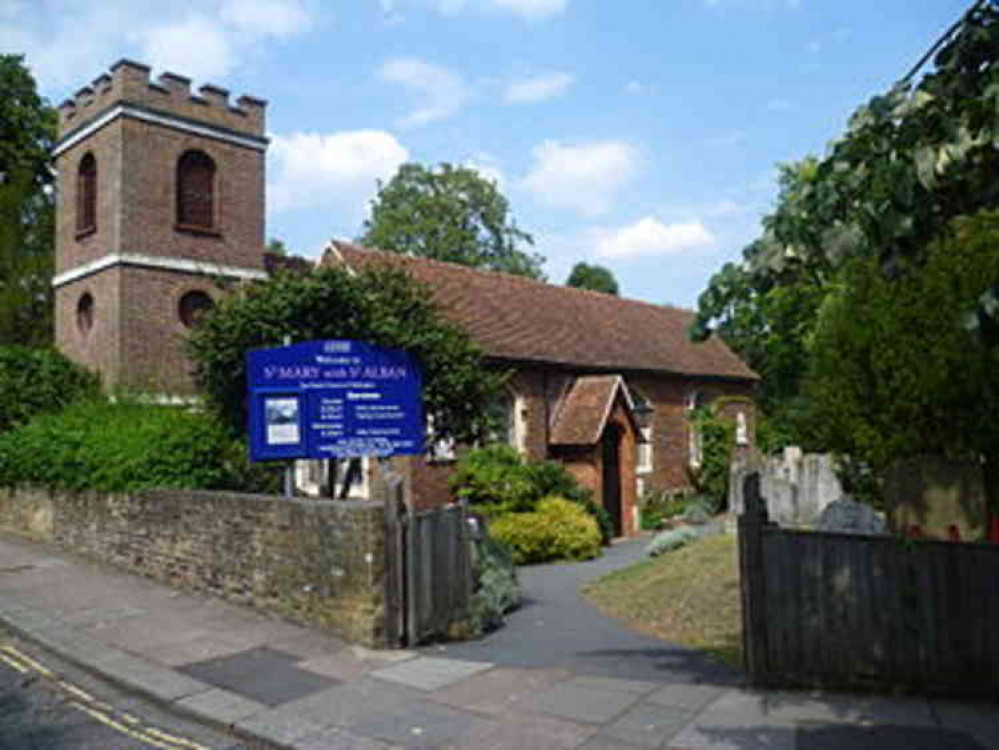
left=178, top=290, right=214, bottom=329
left=77, top=292, right=95, bottom=336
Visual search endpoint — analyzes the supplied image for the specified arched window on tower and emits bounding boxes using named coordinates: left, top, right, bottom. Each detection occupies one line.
left=176, top=150, right=216, bottom=231
left=76, top=153, right=97, bottom=236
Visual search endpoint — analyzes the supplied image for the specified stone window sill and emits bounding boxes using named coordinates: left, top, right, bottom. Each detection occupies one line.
left=75, top=225, right=96, bottom=240
left=174, top=223, right=222, bottom=239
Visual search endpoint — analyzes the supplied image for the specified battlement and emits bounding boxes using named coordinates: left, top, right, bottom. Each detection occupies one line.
left=57, top=59, right=267, bottom=141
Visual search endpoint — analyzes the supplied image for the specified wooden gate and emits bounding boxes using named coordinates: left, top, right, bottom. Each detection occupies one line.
left=382, top=471, right=474, bottom=647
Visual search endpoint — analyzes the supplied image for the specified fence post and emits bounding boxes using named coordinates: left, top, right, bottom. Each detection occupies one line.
left=379, top=461, right=407, bottom=648
left=739, top=471, right=770, bottom=684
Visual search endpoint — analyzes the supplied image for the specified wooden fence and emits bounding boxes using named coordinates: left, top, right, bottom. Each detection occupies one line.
left=739, top=473, right=999, bottom=695
left=381, top=470, right=473, bottom=647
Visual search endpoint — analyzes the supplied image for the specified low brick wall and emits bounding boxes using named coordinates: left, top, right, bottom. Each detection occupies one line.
left=0, top=487, right=389, bottom=647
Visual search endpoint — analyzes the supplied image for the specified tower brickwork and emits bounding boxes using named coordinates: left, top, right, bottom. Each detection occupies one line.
left=53, top=60, right=268, bottom=395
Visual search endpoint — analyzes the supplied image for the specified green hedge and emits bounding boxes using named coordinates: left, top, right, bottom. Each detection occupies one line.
left=490, top=497, right=601, bottom=565
left=0, top=346, right=99, bottom=433
left=468, top=534, right=521, bottom=635
left=0, top=400, right=279, bottom=493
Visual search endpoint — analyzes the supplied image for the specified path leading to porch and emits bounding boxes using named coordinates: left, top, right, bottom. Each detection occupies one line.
left=421, top=536, right=741, bottom=686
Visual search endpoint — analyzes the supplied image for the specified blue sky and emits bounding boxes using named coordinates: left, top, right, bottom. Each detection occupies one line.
left=3, top=0, right=971, bottom=306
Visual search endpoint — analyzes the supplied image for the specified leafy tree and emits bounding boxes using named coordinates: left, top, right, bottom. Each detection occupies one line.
left=566, top=262, right=620, bottom=295
left=691, top=2, right=999, bottom=445
left=266, top=238, right=288, bottom=255
left=359, top=163, right=544, bottom=280
left=803, top=210, right=999, bottom=501
left=0, top=54, right=56, bottom=346
left=186, top=264, right=505, bottom=447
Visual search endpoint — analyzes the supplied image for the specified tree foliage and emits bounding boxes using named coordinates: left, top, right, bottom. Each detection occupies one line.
left=0, top=54, right=56, bottom=346
left=566, top=262, right=620, bottom=295
left=0, top=346, right=99, bottom=433
left=691, top=2, right=999, bottom=444
left=359, top=163, right=544, bottom=280
left=186, top=264, right=505, bottom=447
left=804, top=210, right=999, bottom=480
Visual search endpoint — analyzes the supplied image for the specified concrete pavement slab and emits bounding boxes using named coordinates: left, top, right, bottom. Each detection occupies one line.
left=294, top=726, right=401, bottom=750
left=174, top=687, right=269, bottom=726
left=564, top=675, right=660, bottom=695
left=345, top=699, right=480, bottom=749
left=452, top=712, right=597, bottom=750
left=299, top=650, right=379, bottom=683
left=528, top=681, right=644, bottom=725
left=932, top=700, right=999, bottom=750
left=668, top=720, right=797, bottom=750
left=236, top=708, right=330, bottom=747
left=595, top=702, right=692, bottom=748
left=646, top=682, right=728, bottom=713
left=430, top=666, right=572, bottom=716
left=579, top=736, right=645, bottom=750
left=795, top=722, right=986, bottom=750
left=178, top=646, right=338, bottom=707
left=272, top=677, right=422, bottom=729
left=371, top=656, right=493, bottom=691
left=91, top=652, right=209, bottom=703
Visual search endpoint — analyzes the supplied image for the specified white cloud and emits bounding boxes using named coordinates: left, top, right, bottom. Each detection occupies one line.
left=624, top=80, right=643, bottom=94
left=378, top=57, right=468, bottom=128
left=380, top=0, right=405, bottom=24
left=489, top=0, right=568, bottom=20
left=3, top=0, right=315, bottom=90
left=140, top=16, right=235, bottom=81
left=431, top=0, right=567, bottom=19
left=219, top=0, right=312, bottom=37
left=522, top=139, right=639, bottom=217
left=592, top=217, right=715, bottom=260
left=504, top=72, right=574, bottom=104
left=464, top=152, right=506, bottom=189
left=268, top=130, right=409, bottom=219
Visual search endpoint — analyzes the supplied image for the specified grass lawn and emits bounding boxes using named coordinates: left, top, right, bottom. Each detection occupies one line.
left=583, top=533, right=743, bottom=668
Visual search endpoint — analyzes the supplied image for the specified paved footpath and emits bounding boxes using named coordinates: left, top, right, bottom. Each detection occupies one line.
left=0, top=532, right=996, bottom=750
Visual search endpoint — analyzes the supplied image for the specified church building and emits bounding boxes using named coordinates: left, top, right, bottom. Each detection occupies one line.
left=51, top=60, right=758, bottom=537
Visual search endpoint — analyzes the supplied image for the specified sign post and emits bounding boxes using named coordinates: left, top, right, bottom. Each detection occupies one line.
left=246, top=340, right=425, bottom=496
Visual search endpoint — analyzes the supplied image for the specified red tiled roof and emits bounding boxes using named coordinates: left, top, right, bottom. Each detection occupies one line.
left=551, top=376, right=634, bottom=446
left=324, top=241, right=758, bottom=381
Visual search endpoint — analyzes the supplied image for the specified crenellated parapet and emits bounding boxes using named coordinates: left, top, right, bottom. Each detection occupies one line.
left=57, top=59, right=267, bottom=140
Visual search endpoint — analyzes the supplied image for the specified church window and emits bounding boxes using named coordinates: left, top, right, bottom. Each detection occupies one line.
left=76, top=153, right=97, bottom=235
left=178, top=290, right=214, bottom=328
left=77, top=292, right=94, bottom=336
left=176, top=150, right=216, bottom=230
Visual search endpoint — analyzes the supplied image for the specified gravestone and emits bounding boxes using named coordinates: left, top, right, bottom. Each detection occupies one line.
left=817, top=498, right=887, bottom=535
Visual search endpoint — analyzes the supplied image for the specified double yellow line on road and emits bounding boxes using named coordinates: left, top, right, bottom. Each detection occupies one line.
left=0, top=643, right=212, bottom=750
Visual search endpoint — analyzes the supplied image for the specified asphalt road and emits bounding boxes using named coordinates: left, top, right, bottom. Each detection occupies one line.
left=0, top=627, right=270, bottom=750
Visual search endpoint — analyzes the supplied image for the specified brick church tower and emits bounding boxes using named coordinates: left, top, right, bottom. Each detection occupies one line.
left=52, top=60, right=268, bottom=395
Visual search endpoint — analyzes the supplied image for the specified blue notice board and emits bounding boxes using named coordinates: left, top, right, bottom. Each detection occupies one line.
left=247, top=340, right=425, bottom=462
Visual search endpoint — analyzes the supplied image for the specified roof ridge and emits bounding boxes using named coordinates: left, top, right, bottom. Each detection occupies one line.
left=330, top=239, right=695, bottom=317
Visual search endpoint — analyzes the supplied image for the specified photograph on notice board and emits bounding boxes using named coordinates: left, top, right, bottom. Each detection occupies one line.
left=265, top=396, right=301, bottom=445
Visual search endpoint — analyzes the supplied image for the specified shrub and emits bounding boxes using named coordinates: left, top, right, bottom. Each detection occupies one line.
left=0, top=399, right=279, bottom=493
left=682, top=496, right=713, bottom=525
left=468, top=534, right=521, bottom=635
left=646, top=527, right=697, bottom=557
left=490, top=496, right=601, bottom=565
left=0, top=346, right=99, bottom=433
left=450, top=446, right=611, bottom=544
left=687, top=407, right=735, bottom=513
left=449, top=444, right=534, bottom=509
left=639, top=487, right=691, bottom=530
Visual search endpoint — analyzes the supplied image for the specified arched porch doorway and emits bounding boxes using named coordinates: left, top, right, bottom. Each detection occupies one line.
left=601, top=423, right=624, bottom=537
